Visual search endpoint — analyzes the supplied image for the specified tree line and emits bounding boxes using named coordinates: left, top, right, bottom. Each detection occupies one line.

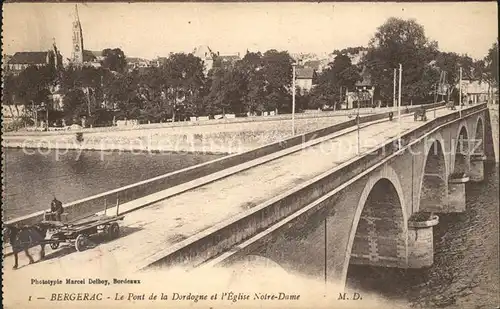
left=3, top=17, right=498, bottom=128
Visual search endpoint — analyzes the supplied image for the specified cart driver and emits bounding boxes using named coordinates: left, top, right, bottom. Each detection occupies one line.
left=50, top=197, right=64, bottom=221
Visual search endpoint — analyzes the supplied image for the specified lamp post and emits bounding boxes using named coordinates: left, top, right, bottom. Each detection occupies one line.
left=292, top=62, right=297, bottom=136
left=45, top=103, right=49, bottom=131
left=87, top=88, right=91, bottom=117
left=398, top=63, right=402, bottom=148
left=31, top=101, right=37, bottom=128
left=338, top=86, right=343, bottom=112
left=357, top=89, right=361, bottom=155
left=393, top=68, right=397, bottom=109
left=459, top=66, right=462, bottom=118
left=370, top=87, right=374, bottom=108
left=39, top=102, right=48, bottom=131
left=434, top=83, right=437, bottom=119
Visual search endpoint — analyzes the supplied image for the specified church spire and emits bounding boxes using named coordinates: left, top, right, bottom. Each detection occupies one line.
left=74, top=4, right=80, bottom=23
left=72, top=3, right=84, bottom=64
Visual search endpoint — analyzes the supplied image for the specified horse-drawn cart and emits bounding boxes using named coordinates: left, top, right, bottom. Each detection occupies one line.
left=44, top=214, right=124, bottom=251
left=42, top=201, right=125, bottom=252
left=414, top=107, right=427, bottom=121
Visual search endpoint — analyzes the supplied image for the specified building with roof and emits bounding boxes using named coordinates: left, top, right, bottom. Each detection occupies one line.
left=83, top=50, right=105, bottom=65
left=459, top=79, right=498, bottom=104
left=3, top=54, right=12, bottom=70
left=192, top=46, right=242, bottom=74
left=216, top=53, right=241, bottom=65
left=303, top=60, right=321, bottom=71
left=151, top=57, right=169, bottom=67
left=127, top=57, right=152, bottom=71
left=344, top=66, right=375, bottom=109
left=193, top=45, right=216, bottom=75
left=295, top=67, right=316, bottom=94
left=5, top=41, right=63, bottom=75
left=354, top=67, right=373, bottom=90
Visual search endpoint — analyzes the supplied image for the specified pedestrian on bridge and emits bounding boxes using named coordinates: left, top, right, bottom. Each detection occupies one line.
left=49, top=196, right=64, bottom=221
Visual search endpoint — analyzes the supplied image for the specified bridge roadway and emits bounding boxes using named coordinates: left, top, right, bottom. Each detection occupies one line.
left=3, top=107, right=457, bottom=282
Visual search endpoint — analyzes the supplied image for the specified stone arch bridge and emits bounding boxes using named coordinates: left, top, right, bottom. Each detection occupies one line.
left=180, top=104, right=490, bottom=288
left=4, top=104, right=493, bottom=292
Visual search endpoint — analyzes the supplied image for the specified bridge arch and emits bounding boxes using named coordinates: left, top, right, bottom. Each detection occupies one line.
left=417, top=135, right=448, bottom=212
left=342, top=165, right=407, bottom=285
left=451, top=123, right=470, bottom=177
left=473, top=116, right=484, bottom=155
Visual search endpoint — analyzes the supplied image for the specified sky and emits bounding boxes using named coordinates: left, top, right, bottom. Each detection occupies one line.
left=2, top=2, right=498, bottom=62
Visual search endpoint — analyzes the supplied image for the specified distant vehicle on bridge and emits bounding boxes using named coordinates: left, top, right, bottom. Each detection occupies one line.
left=414, top=106, right=427, bottom=121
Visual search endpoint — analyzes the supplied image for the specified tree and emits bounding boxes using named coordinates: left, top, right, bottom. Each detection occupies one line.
left=309, top=54, right=361, bottom=109
left=2, top=73, right=22, bottom=118
left=296, top=89, right=311, bottom=112
left=362, top=17, right=439, bottom=104
left=101, top=48, right=127, bottom=73
left=485, top=41, right=499, bottom=87
left=134, top=67, right=168, bottom=122
left=240, top=52, right=266, bottom=114
left=62, top=88, right=88, bottom=124
left=434, top=52, right=480, bottom=102
left=261, top=50, right=294, bottom=112
left=14, top=65, right=56, bottom=105
left=245, top=68, right=267, bottom=114
left=332, top=46, right=367, bottom=56
left=104, top=70, right=141, bottom=119
left=10, top=65, right=57, bottom=124
left=205, top=63, right=247, bottom=114
left=59, top=65, right=109, bottom=119
left=161, top=53, right=206, bottom=120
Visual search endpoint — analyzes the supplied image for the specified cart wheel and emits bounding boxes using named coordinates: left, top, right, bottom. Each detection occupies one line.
left=49, top=235, right=60, bottom=249
left=75, top=234, right=88, bottom=252
left=109, top=223, right=120, bottom=239
left=103, top=225, right=111, bottom=237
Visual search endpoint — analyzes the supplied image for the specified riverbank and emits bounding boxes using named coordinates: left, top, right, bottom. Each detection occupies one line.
left=4, top=107, right=391, bottom=137
left=2, top=115, right=354, bottom=154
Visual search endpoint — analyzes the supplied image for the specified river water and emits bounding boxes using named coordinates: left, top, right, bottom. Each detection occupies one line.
left=2, top=148, right=223, bottom=220
left=3, top=149, right=499, bottom=308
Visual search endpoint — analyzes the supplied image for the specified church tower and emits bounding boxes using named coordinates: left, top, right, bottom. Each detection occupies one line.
left=71, top=4, right=84, bottom=64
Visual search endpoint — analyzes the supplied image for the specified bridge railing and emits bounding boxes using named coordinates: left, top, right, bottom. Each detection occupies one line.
left=5, top=102, right=445, bottom=229
left=139, top=103, right=486, bottom=270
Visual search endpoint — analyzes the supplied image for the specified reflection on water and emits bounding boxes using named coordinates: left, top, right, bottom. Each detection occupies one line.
left=2, top=148, right=224, bottom=220
left=346, top=163, right=499, bottom=308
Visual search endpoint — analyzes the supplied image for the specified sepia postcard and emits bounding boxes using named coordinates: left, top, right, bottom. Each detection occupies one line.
left=1, top=2, right=499, bottom=309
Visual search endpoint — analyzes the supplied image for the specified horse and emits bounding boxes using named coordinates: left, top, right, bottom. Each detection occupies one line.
left=3, top=222, right=52, bottom=269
